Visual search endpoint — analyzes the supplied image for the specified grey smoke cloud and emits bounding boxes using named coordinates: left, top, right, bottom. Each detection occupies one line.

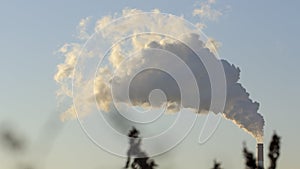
left=99, top=33, right=264, bottom=142
left=55, top=9, right=264, bottom=142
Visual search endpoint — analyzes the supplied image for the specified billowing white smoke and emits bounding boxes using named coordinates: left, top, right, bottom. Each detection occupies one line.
left=54, top=9, right=264, bottom=142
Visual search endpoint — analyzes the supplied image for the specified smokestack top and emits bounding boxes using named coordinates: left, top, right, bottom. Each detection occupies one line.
left=257, top=143, right=264, bottom=168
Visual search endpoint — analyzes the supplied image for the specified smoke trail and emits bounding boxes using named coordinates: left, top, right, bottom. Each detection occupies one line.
left=54, top=9, right=264, bottom=142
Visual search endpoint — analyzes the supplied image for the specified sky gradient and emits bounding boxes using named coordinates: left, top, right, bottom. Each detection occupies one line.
left=0, top=1, right=299, bottom=169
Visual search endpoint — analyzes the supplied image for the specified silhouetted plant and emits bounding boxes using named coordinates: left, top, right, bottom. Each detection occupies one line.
left=0, top=124, right=35, bottom=169
left=0, top=125, right=26, bottom=153
left=268, top=133, right=280, bottom=169
left=211, top=132, right=281, bottom=169
left=211, top=159, right=222, bottom=169
left=242, top=132, right=280, bottom=169
left=125, top=127, right=158, bottom=169
left=243, top=143, right=258, bottom=169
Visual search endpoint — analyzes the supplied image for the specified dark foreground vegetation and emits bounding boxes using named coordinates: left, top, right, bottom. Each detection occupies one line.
left=124, top=128, right=281, bottom=169
left=242, top=133, right=281, bottom=169
left=124, top=127, right=158, bottom=169
left=0, top=123, right=281, bottom=169
left=210, top=133, right=280, bottom=169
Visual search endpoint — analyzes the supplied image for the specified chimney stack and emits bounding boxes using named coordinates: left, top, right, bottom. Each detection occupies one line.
left=257, top=143, right=264, bottom=168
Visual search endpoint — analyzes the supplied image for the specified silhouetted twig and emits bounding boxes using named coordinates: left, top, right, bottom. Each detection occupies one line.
left=268, top=133, right=280, bottom=169
left=125, top=127, right=158, bottom=169
left=211, top=159, right=222, bottom=169
left=243, top=143, right=258, bottom=169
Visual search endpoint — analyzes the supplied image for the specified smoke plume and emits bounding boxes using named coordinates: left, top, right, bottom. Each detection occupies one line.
left=54, top=8, right=264, bottom=142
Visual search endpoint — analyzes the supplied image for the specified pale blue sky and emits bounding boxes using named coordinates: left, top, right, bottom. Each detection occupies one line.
left=0, top=0, right=299, bottom=169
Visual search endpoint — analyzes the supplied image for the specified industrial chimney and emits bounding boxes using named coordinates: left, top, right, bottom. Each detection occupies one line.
left=257, top=143, right=264, bottom=168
